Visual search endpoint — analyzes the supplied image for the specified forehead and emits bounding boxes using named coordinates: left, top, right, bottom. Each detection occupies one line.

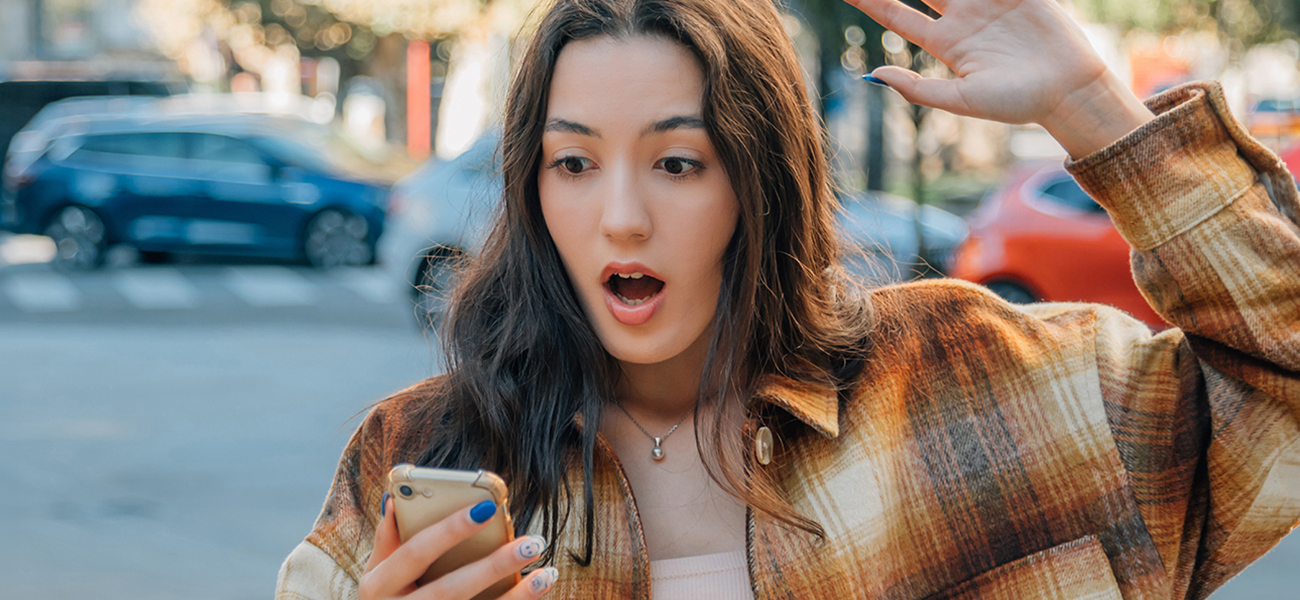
left=545, top=35, right=705, bottom=125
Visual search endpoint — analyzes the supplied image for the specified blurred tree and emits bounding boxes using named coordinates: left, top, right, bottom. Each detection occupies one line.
left=797, top=0, right=941, bottom=195
left=798, top=0, right=894, bottom=192
left=798, top=0, right=940, bottom=271
left=1076, top=0, right=1300, bottom=45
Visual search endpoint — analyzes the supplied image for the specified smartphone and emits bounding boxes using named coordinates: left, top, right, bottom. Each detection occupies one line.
left=386, top=464, right=518, bottom=596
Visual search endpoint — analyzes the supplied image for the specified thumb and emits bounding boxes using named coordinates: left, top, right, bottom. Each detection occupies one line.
left=364, top=493, right=401, bottom=574
left=869, top=67, right=970, bottom=116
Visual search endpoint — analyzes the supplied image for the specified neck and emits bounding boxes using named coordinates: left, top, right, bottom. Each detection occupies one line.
left=614, top=328, right=712, bottom=422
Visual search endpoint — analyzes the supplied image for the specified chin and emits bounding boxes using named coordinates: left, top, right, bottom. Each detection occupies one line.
left=595, top=320, right=708, bottom=366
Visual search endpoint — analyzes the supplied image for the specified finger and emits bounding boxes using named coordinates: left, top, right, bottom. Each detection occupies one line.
left=364, top=493, right=399, bottom=574
left=842, top=0, right=934, bottom=45
left=364, top=500, right=498, bottom=598
left=413, top=535, right=550, bottom=600
left=870, top=67, right=972, bottom=116
left=502, top=567, right=560, bottom=599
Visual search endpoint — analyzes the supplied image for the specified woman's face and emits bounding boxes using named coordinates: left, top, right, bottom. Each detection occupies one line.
left=539, top=35, right=739, bottom=366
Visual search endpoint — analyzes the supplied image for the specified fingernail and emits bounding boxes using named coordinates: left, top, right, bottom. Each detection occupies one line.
left=862, top=74, right=890, bottom=88
left=516, top=535, right=547, bottom=561
left=469, top=500, right=497, bottom=524
left=380, top=492, right=389, bottom=517
left=528, top=567, right=558, bottom=596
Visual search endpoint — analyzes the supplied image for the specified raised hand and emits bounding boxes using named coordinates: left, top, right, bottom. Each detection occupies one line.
left=845, top=0, right=1154, bottom=158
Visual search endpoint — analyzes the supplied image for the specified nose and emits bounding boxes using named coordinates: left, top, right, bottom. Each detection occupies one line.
left=599, top=163, right=653, bottom=242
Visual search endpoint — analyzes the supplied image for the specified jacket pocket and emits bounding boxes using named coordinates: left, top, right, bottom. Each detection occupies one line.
left=924, top=535, right=1122, bottom=600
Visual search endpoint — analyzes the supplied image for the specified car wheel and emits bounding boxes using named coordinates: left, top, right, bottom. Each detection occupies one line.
left=986, top=281, right=1038, bottom=305
left=44, top=205, right=106, bottom=270
left=414, top=250, right=461, bottom=329
left=304, top=208, right=372, bottom=268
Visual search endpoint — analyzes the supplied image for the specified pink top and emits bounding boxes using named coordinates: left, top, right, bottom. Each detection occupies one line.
left=649, top=550, right=754, bottom=600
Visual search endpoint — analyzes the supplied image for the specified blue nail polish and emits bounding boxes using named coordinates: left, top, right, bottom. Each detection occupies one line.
left=380, top=492, right=389, bottom=517
left=862, top=74, right=890, bottom=88
left=469, top=500, right=497, bottom=524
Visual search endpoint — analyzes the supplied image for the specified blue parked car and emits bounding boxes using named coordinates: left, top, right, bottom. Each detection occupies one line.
left=1, top=112, right=390, bottom=268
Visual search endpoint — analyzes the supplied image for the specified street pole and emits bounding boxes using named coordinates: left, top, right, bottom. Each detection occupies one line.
left=866, top=83, right=885, bottom=191
left=406, top=39, right=432, bottom=160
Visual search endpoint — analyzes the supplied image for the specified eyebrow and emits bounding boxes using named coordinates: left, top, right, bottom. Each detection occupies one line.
left=543, top=115, right=706, bottom=139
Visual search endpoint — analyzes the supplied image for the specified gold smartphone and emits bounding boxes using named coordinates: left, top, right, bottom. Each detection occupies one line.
left=386, top=464, right=518, bottom=597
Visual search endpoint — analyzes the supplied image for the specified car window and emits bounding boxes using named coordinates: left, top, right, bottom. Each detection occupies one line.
left=190, top=134, right=266, bottom=164
left=189, top=133, right=274, bottom=180
left=75, top=132, right=186, bottom=158
left=252, top=135, right=326, bottom=169
left=1037, top=177, right=1103, bottom=213
left=1256, top=99, right=1300, bottom=113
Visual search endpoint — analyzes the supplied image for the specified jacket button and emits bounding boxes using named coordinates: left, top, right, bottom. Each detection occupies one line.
left=755, top=426, right=773, bottom=465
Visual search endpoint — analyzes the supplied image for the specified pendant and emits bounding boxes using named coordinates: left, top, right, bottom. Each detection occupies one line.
left=651, top=436, right=665, bottom=461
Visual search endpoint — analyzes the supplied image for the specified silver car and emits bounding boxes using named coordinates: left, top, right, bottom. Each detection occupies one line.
left=836, top=191, right=969, bottom=285
left=378, top=133, right=501, bottom=327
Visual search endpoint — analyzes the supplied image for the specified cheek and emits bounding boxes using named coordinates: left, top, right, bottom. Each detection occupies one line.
left=538, top=178, right=590, bottom=267
left=659, top=188, right=739, bottom=338
left=538, top=178, right=610, bottom=326
left=538, top=178, right=565, bottom=247
left=683, top=187, right=740, bottom=280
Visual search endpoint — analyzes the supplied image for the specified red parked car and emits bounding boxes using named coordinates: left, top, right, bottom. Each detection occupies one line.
left=949, top=162, right=1166, bottom=328
left=953, top=147, right=1300, bottom=329
left=1280, top=143, right=1300, bottom=178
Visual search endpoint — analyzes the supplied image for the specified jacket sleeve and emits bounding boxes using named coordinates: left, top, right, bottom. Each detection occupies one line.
left=275, top=541, right=360, bottom=600
left=1066, top=81, right=1300, bottom=598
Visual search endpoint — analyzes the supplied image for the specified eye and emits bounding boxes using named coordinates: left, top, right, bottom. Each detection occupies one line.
left=657, top=157, right=704, bottom=178
left=547, top=155, right=593, bottom=178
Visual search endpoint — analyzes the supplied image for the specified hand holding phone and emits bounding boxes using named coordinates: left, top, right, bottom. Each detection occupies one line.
left=359, top=465, right=557, bottom=600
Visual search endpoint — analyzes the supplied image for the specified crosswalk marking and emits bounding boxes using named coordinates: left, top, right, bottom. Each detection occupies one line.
left=224, top=266, right=315, bottom=307
left=113, top=268, right=200, bottom=309
left=333, top=267, right=402, bottom=304
left=0, top=264, right=408, bottom=313
left=0, top=234, right=57, bottom=266
left=3, top=273, right=81, bottom=312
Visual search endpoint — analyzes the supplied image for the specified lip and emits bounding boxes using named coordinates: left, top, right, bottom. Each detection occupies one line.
left=601, top=261, right=666, bottom=326
left=600, top=261, right=665, bottom=283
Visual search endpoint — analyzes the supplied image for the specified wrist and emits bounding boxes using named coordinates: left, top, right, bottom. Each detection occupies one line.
left=1039, top=71, right=1155, bottom=159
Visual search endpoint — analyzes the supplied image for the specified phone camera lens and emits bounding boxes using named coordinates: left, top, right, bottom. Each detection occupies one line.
left=399, top=485, right=413, bottom=497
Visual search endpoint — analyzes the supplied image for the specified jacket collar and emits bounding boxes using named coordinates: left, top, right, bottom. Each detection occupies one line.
left=753, top=373, right=840, bottom=438
left=572, top=374, right=842, bottom=439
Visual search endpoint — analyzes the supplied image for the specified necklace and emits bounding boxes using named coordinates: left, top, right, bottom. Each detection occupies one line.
left=611, top=402, right=694, bottom=461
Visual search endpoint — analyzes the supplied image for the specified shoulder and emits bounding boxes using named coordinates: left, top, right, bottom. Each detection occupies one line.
left=334, top=373, right=453, bottom=502
left=301, top=374, right=450, bottom=582
left=354, top=374, right=451, bottom=462
left=855, top=278, right=1149, bottom=382
left=275, top=541, right=359, bottom=599
left=867, top=278, right=1095, bottom=340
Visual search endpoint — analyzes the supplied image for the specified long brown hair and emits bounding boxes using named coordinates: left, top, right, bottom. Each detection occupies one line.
left=407, top=0, right=875, bottom=566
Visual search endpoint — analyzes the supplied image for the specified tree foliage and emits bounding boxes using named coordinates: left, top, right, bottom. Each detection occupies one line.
left=1075, top=0, right=1299, bottom=45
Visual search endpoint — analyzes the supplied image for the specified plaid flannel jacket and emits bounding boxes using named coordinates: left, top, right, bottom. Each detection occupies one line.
left=276, top=82, right=1300, bottom=599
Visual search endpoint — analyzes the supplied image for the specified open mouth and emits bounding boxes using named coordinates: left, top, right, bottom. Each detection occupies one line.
left=607, top=272, right=665, bottom=306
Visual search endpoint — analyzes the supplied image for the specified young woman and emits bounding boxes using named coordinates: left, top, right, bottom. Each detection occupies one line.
left=277, top=0, right=1300, bottom=598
